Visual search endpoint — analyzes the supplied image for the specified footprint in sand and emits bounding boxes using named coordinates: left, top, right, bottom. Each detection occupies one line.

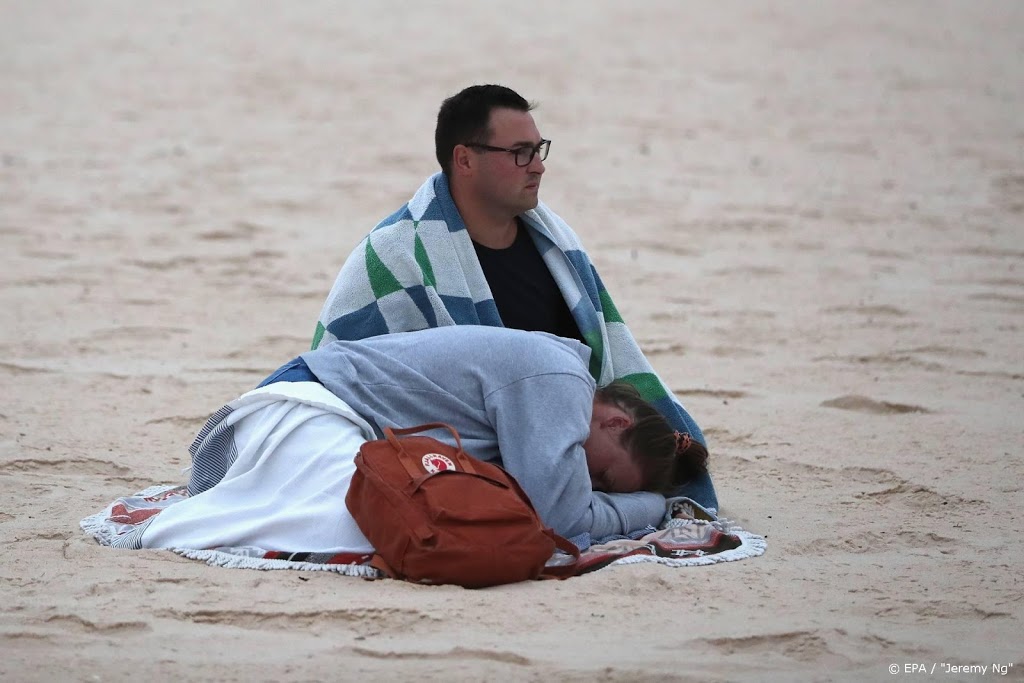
left=698, top=629, right=851, bottom=666
left=821, top=394, right=931, bottom=415
left=677, top=389, right=750, bottom=406
left=0, top=457, right=132, bottom=477
left=125, top=255, right=201, bottom=271
left=43, top=614, right=151, bottom=634
left=196, top=220, right=270, bottom=241
left=346, top=645, right=531, bottom=665
left=821, top=304, right=908, bottom=318
left=968, top=291, right=1024, bottom=308
left=155, top=606, right=439, bottom=636
left=990, top=173, right=1024, bottom=213
left=708, top=345, right=764, bottom=358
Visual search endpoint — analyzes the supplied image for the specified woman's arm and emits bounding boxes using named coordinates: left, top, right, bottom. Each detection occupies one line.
left=485, top=372, right=665, bottom=539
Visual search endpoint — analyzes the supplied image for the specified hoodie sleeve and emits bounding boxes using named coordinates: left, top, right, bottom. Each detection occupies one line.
left=484, top=371, right=665, bottom=539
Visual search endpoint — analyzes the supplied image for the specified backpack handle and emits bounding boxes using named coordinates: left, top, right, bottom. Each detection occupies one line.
left=383, top=423, right=479, bottom=478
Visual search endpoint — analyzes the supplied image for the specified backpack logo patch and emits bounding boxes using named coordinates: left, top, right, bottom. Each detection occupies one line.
left=422, top=453, right=456, bottom=474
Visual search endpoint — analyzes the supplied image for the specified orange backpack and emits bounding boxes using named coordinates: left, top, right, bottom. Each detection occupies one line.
left=346, top=423, right=580, bottom=588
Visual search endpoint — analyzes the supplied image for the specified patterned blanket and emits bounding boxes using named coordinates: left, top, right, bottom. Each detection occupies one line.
left=312, top=174, right=707, bottom=450
left=80, top=487, right=765, bottom=579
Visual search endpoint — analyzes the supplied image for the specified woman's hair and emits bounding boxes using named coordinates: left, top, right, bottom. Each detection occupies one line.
left=593, top=381, right=709, bottom=496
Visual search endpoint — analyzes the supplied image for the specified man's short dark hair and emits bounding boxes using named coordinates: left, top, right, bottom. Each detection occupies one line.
left=435, top=84, right=534, bottom=176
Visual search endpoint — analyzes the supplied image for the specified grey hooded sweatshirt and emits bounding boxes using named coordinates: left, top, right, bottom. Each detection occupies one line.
left=300, top=325, right=665, bottom=540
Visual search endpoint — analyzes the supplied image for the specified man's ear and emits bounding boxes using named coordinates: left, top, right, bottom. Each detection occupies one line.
left=451, top=145, right=474, bottom=176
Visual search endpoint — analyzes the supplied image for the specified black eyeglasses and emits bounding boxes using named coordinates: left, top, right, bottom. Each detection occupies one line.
left=464, top=139, right=551, bottom=167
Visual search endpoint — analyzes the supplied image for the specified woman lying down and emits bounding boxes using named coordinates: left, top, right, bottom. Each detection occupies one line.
left=114, top=326, right=709, bottom=556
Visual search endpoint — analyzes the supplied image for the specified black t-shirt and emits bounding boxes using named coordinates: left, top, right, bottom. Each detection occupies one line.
left=472, top=223, right=584, bottom=343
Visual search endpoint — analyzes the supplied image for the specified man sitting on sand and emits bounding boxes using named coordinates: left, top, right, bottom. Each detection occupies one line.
left=312, top=84, right=719, bottom=511
left=135, top=326, right=708, bottom=555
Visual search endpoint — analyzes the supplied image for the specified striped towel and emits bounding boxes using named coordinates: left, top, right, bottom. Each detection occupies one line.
left=313, top=173, right=717, bottom=510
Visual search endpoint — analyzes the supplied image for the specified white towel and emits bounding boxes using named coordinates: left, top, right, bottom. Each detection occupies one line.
left=140, top=382, right=377, bottom=555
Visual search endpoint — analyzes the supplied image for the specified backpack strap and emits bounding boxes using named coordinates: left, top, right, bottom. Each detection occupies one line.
left=369, top=553, right=398, bottom=579
left=537, top=531, right=584, bottom=580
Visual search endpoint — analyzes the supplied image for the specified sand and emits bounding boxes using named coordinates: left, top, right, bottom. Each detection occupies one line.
left=2, top=2, right=1022, bottom=681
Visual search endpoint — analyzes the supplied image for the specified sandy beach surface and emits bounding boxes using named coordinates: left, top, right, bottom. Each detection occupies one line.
left=2, top=2, right=1022, bottom=681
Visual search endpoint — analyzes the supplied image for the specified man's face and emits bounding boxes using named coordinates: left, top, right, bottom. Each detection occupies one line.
left=471, top=107, right=546, bottom=215
left=583, top=402, right=646, bottom=494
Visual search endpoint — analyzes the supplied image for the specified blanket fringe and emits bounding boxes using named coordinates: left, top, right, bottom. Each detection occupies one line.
left=80, top=511, right=115, bottom=545
left=79, top=484, right=177, bottom=547
left=611, top=528, right=767, bottom=568
left=171, top=548, right=383, bottom=577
